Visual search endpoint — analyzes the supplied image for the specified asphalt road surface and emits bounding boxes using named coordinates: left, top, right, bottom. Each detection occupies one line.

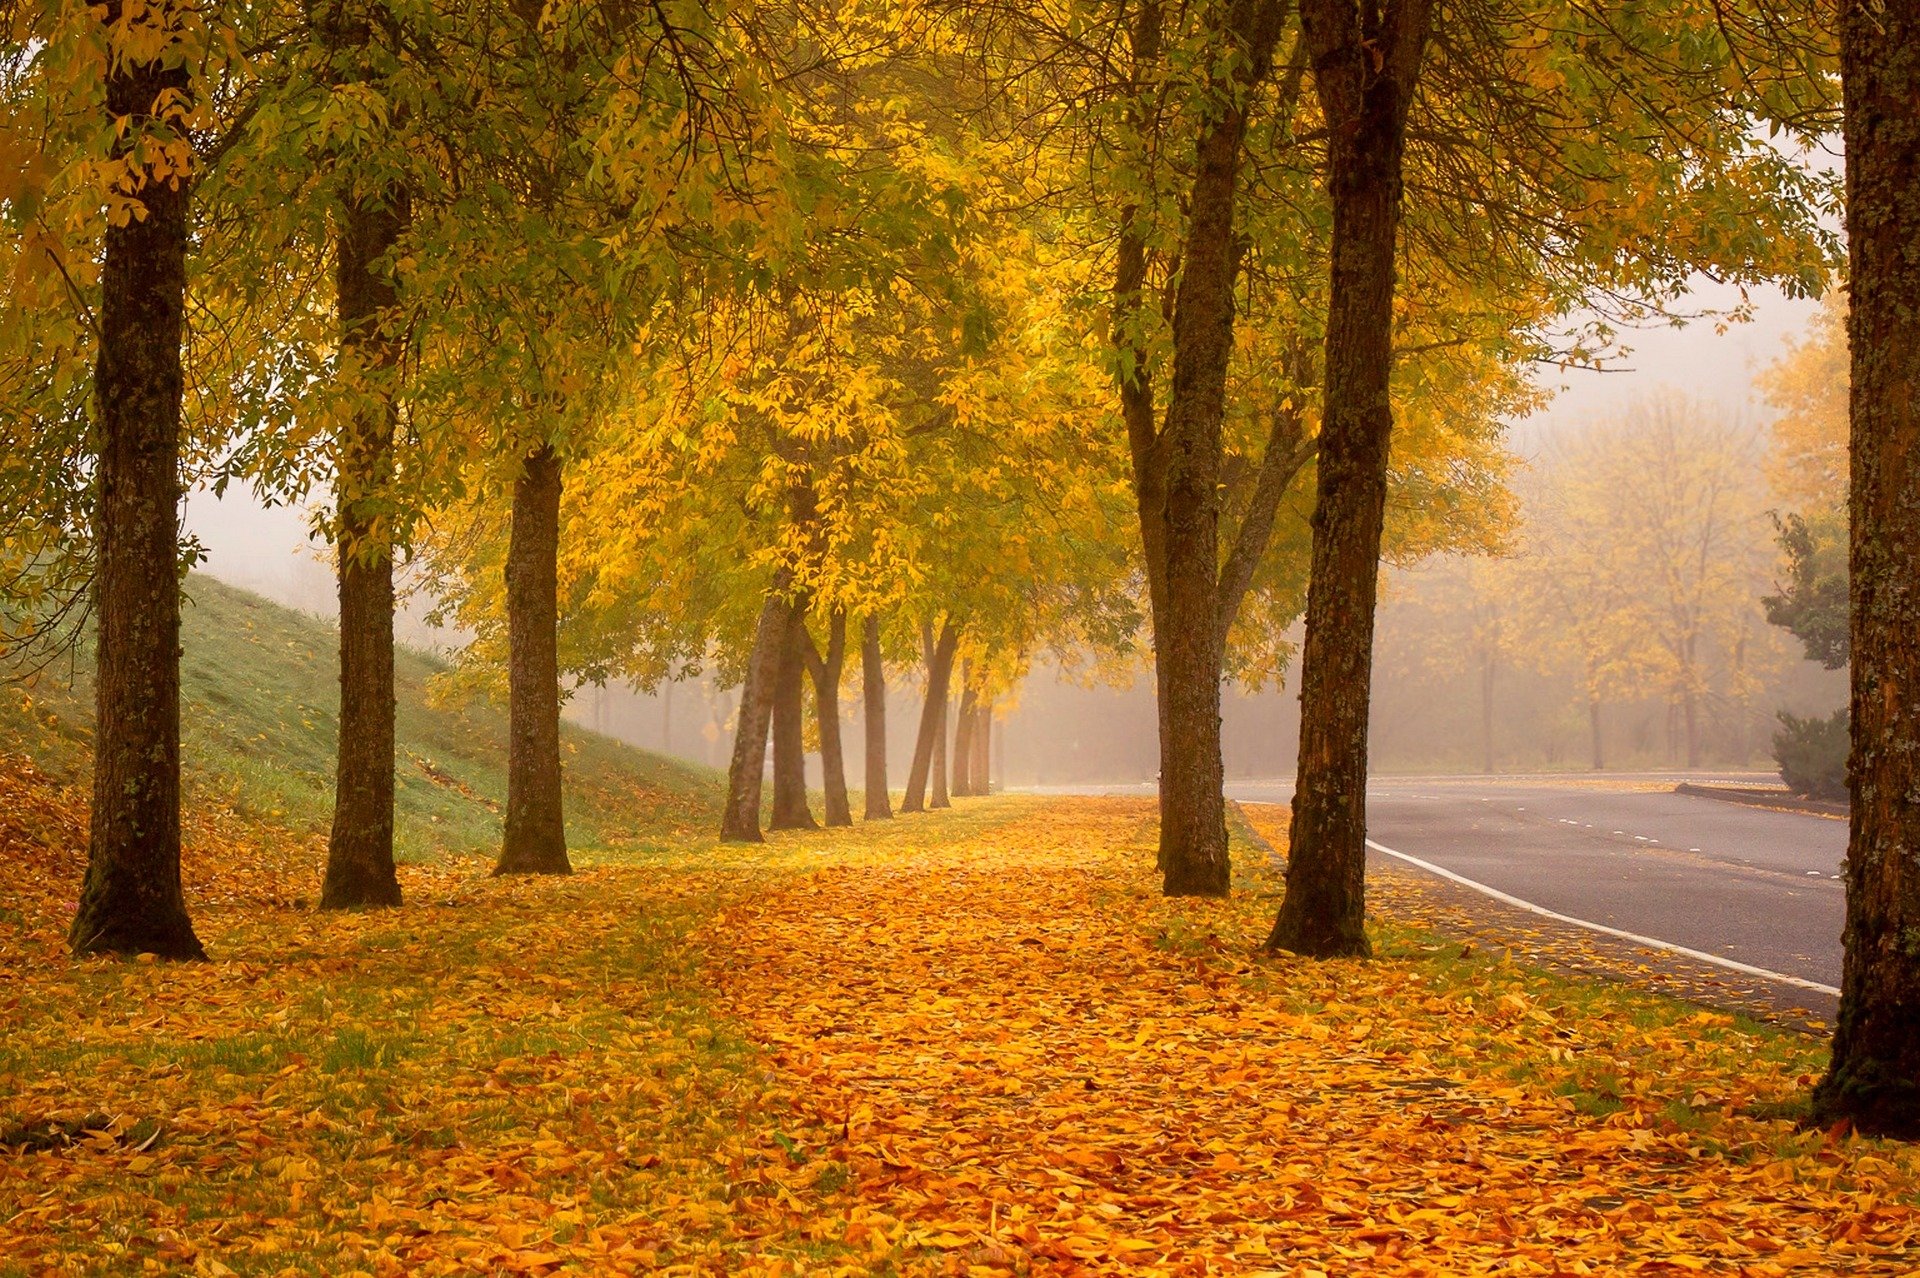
left=1217, top=775, right=1847, bottom=996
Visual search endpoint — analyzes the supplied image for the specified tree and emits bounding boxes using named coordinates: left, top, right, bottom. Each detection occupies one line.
left=69, top=1, right=207, bottom=959
left=1813, top=0, right=1920, bottom=1139
left=861, top=615, right=892, bottom=819
left=1764, top=510, right=1848, bottom=670
left=770, top=603, right=818, bottom=830
left=315, top=0, right=408, bottom=910
left=1760, top=294, right=1849, bottom=672
left=803, top=610, right=853, bottom=827
left=1269, top=0, right=1837, bottom=955
left=496, top=445, right=571, bottom=874
left=1269, top=0, right=1434, bottom=958
left=319, top=182, right=408, bottom=909
left=721, top=582, right=795, bottom=842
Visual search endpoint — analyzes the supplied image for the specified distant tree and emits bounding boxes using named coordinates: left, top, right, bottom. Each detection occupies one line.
left=1763, top=510, right=1848, bottom=670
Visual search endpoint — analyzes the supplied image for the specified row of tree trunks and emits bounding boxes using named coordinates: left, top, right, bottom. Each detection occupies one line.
left=1267, top=0, right=1433, bottom=958
left=770, top=603, right=817, bottom=831
left=902, top=619, right=958, bottom=813
left=69, top=17, right=204, bottom=960
left=862, top=616, right=892, bottom=819
left=496, top=444, right=571, bottom=875
left=1815, top=0, right=1920, bottom=1140
left=726, top=604, right=992, bottom=834
left=949, top=690, right=993, bottom=797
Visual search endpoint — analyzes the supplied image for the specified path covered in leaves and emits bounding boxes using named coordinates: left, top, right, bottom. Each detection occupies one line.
left=711, top=798, right=1920, bottom=1275
left=4, top=788, right=1920, bottom=1275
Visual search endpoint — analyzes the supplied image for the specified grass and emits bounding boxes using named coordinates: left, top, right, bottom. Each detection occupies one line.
left=0, top=574, right=722, bottom=864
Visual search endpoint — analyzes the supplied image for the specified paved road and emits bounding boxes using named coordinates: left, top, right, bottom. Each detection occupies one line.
left=1217, top=775, right=1847, bottom=994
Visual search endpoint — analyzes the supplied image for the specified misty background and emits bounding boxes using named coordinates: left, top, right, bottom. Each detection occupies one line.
left=183, top=276, right=1841, bottom=786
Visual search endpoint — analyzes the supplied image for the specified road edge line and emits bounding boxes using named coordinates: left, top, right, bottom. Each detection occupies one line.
left=1365, top=838, right=1841, bottom=999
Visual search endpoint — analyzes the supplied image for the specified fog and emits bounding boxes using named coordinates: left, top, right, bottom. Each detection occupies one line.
left=183, top=277, right=1828, bottom=783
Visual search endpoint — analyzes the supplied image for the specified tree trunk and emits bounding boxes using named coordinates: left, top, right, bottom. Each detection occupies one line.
left=902, top=619, right=958, bottom=813
left=973, top=698, right=993, bottom=794
left=721, top=580, right=793, bottom=842
left=1126, top=0, right=1282, bottom=898
left=805, top=610, right=852, bottom=827
left=951, top=676, right=977, bottom=797
left=862, top=615, right=891, bottom=820
left=1481, top=659, right=1496, bottom=776
left=1814, top=0, right=1920, bottom=1140
left=320, top=184, right=408, bottom=911
left=1683, top=690, right=1700, bottom=770
left=930, top=689, right=952, bottom=809
left=69, top=27, right=204, bottom=960
left=1588, top=693, right=1605, bottom=772
left=496, top=444, right=570, bottom=876
left=770, top=603, right=816, bottom=830
left=1268, top=0, right=1432, bottom=958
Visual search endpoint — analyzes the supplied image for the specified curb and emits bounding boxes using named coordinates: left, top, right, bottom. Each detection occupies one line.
left=1673, top=782, right=1847, bottom=819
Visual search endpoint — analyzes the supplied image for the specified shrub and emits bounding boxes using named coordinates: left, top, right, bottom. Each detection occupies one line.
left=1773, top=708, right=1849, bottom=802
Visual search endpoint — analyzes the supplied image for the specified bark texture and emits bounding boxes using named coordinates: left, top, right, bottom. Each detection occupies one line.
left=1117, top=0, right=1284, bottom=898
left=69, top=27, right=205, bottom=960
left=805, top=610, right=852, bottom=827
left=1268, top=0, right=1432, bottom=957
left=1814, top=0, right=1920, bottom=1139
left=496, top=444, right=571, bottom=876
left=862, top=616, right=892, bottom=820
left=902, top=619, right=958, bottom=814
left=770, top=604, right=816, bottom=830
left=319, top=187, right=408, bottom=911
left=720, top=579, right=793, bottom=842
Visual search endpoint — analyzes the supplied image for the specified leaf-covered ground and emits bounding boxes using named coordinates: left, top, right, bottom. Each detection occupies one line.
left=5, top=790, right=1919, bottom=1275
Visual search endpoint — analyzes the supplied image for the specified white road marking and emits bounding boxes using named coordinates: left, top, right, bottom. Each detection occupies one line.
left=1366, top=839, right=1841, bottom=999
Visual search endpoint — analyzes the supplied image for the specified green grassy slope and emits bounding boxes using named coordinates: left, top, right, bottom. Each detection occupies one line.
left=0, top=575, right=721, bottom=864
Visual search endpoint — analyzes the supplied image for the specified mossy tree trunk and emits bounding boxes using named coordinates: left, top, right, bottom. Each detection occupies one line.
left=1119, top=0, right=1283, bottom=899
left=320, top=187, right=408, bottom=911
left=1814, top=0, right=1920, bottom=1140
left=70, top=17, right=205, bottom=961
left=1268, top=0, right=1432, bottom=958
left=318, top=0, right=407, bottom=911
left=496, top=443, right=571, bottom=876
